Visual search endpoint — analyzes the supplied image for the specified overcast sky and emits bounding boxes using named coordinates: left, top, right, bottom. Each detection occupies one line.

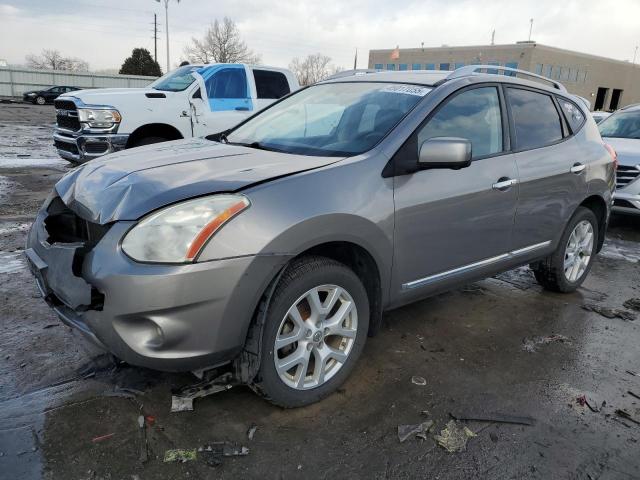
left=1, top=0, right=639, bottom=72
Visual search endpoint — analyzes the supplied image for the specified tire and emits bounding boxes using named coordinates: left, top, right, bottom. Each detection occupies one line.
left=35, top=96, right=46, bottom=105
left=131, top=136, right=167, bottom=147
left=530, top=206, right=598, bottom=293
left=252, top=255, right=369, bottom=407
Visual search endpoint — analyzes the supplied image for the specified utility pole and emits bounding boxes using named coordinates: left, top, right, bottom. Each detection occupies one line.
left=156, top=0, right=180, bottom=73
left=634, top=46, right=638, bottom=65
left=353, top=48, right=358, bottom=70
left=152, top=13, right=159, bottom=64
left=528, top=18, right=534, bottom=42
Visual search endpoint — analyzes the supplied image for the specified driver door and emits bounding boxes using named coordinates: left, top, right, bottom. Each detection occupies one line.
left=191, top=65, right=254, bottom=136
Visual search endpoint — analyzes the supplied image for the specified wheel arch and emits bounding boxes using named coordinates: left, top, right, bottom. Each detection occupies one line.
left=126, top=123, right=183, bottom=148
left=578, top=194, right=608, bottom=252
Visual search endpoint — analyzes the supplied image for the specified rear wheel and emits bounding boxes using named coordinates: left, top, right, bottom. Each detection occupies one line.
left=252, top=256, right=369, bottom=407
left=531, top=206, right=598, bottom=292
left=35, top=96, right=46, bottom=105
left=131, top=136, right=167, bottom=147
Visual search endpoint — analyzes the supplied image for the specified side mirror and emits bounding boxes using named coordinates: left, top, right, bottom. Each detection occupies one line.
left=418, top=137, right=472, bottom=169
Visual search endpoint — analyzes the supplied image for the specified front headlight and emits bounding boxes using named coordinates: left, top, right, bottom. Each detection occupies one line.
left=78, top=108, right=122, bottom=128
left=121, top=194, right=250, bottom=263
left=26, top=93, right=36, bottom=96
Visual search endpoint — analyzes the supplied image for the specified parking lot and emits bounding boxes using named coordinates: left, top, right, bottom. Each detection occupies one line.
left=1, top=102, right=640, bottom=479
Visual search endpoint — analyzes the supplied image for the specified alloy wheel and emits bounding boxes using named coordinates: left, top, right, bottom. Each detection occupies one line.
left=274, top=284, right=358, bottom=390
left=564, top=220, right=594, bottom=282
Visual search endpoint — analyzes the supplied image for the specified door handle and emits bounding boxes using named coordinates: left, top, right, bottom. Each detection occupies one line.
left=570, top=163, right=586, bottom=174
left=492, top=178, right=518, bottom=191
left=235, top=106, right=250, bottom=111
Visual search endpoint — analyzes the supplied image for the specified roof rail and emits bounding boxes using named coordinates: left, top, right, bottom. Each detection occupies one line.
left=446, top=65, right=567, bottom=92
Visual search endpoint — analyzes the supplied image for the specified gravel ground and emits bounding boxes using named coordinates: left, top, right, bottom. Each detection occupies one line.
left=1, top=103, right=639, bottom=480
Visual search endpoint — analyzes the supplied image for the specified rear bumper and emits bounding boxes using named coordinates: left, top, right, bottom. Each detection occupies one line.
left=26, top=201, right=288, bottom=371
left=54, top=131, right=129, bottom=164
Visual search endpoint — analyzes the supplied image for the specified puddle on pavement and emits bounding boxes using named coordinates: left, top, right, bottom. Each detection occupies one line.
left=0, top=251, right=25, bottom=273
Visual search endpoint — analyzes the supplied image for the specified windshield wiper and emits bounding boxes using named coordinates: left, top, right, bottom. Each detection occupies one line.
left=228, top=141, right=276, bottom=152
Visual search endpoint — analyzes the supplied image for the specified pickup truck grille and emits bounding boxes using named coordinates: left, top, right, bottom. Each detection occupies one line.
left=616, top=164, right=640, bottom=189
left=54, top=99, right=81, bottom=132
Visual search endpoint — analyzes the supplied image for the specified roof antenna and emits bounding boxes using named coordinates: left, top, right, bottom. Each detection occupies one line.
left=528, top=18, right=534, bottom=41
left=491, top=30, right=495, bottom=46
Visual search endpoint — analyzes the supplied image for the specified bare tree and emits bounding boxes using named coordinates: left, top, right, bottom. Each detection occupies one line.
left=183, top=18, right=261, bottom=64
left=26, top=49, right=89, bottom=72
left=289, top=53, right=342, bottom=86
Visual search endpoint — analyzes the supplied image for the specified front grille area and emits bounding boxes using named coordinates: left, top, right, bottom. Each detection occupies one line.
left=84, top=142, right=109, bottom=154
left=45, top=197, right=110, bottom=246
left=613, top=199, right=637, bottom=209
left=616, top=165, right=640, bottom=189
left=54, top=99, right=81, bottom=131
left=54, top=139, right=79, bottom=155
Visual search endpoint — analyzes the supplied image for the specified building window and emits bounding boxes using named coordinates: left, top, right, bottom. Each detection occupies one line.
left=374, top=64, right=383, bottom=70
left=535, top=64, right=543, bottom=75
left=386, top=64, right=396, bottom=71
left=543, top=65, right=552, bottom=78
left=412, top=63, right=422, bottom=70
left=454, top=62, right=464, bottom=69
left=581, top=71, right=588, bottom=83
left=487, top=61, right=500, bottom=74
left=504, top=62, right=518, bottom=76
left=569, top=68, right=578, bottom=82
left=561, top=67, right=570, bottom=81
left=439, top=63, right=450, bottom=71
left=426, top=63, right=436, bottom=70
left=399, top=64, right=408, bottom=71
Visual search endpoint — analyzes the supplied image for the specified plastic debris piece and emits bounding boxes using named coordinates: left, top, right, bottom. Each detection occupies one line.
left=91, top=433, right=115, bottom=443
left=577, top=395, right=587, bottom=407
left=522, top=335, right=570, bottom=353
left=582, top=304, right=635, bottom=321
left=164, top=449, right=197, bottom=463
left=171, top=373, right=233, bottom=412
left=198, top=442, right=249, bottom=467
left=397, top=420, right=434, bottom=443
left=450, top=412, right=536, bottom=426
left=411, top=376, right=427, bottom=386
left=247, top=424, right=258, bottom=441
left=434, top=420, right=477, bottom=453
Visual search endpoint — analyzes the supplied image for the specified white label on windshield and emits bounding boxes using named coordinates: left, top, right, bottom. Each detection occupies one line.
left=381, top=85, right=430, bottom=96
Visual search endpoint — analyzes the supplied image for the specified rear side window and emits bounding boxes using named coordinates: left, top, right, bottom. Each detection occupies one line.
left=417, top=86, right=503, bottom=159
left=558, top=98, right=586, bottom=133
left=253, top=69, right=290, bottom=99
left=507, top=88, right=563, bottom=150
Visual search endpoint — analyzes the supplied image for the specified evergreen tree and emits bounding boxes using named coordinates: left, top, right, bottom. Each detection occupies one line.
left=119, top=48, right=162, bottom=76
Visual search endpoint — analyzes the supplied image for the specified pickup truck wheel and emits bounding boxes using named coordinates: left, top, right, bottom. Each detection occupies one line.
left=131, top=136, right=167, bottom=147
left=252, top=256, right=369, bottom=408
left=530, top=206, right=598, bottom=293
left=35, top=96, right=46, bottom=105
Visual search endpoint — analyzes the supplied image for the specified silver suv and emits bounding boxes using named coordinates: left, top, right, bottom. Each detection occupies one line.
left=26, top=66, right=615, bottom=407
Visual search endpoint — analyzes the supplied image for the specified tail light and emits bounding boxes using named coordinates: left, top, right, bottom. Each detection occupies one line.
left=603, top=143, right=618, bottom=169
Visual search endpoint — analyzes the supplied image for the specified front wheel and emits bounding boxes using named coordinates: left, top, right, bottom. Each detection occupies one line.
left=531, top=206, right=598, bottom=292
left=35, top=96, right=46, bottom=105
left=253, top=256, right=369, bottom=407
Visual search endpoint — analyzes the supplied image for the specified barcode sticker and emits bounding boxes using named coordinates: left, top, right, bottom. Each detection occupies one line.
left=381, top=85, right=430, bottom=96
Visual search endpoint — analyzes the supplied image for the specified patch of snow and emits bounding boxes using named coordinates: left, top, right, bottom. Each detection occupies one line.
left=0, top=158, right=68, bottom=169
left=600, top=239, right=640, bottom=263
left=0, top=251, right=25, bottom=274
left=0, top=175, right=16, bottom=201
left=0, top=221, right=30, bottom=236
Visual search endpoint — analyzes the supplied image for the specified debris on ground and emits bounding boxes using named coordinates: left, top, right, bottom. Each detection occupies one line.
left=198, top=443, right=250, bottom=467
left=450, top=411, right=536, bottom=426
left=91, top=433, right=115, bottom=443
left=522, top=334, right=570, bottom=353
left=616, top=409, right=640, bottom=426
left=582, top=304, right=636, bottom=321
left=627, top=370, right=640, bottom=377
left=434, top=420, right=477, bottom=453
left=138, top=415, right=148, bottom=463
left=171, top=373, right=233, bottom=412
left=623, top=298, right=640, bottom=312
left=411, top=376, right=427, bottom=386
left=164, top=449, right=197, bottom=463
left=628, top=391, right=640, bottom=401
left=576, top=395, right=600, bottom=412
left=397, top=420, right=434, bottom=442
left=247, top=424, right=258, bottom=441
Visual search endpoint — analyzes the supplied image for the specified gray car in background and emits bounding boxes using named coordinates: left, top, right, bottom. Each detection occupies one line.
left=598, top=104, right=640, bottom=215
left=26, top=66, right=615, bottom=407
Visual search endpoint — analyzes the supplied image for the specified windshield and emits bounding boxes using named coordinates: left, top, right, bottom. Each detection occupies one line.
left=225, top=82, right=431, bottom=156
left=150, top=65, right=200, bottom=92
left=598, top=111, right=640, bottom=139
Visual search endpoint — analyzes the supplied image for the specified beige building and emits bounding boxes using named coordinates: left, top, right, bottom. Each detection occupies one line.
left=368, top=42, right=640, bottom=111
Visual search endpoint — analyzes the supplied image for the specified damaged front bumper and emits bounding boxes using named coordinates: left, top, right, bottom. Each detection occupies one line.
left=26, top=194, right=287, bottom=372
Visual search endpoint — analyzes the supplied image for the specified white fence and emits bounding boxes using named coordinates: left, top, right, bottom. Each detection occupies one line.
left=0, top=67, right=158, bottom=97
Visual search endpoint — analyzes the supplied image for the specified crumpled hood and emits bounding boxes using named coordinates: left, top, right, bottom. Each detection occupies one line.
left=603, top=137, right=640, bottom=167
left=60, top=88, right=159, bottom=106
left=55, top=138, right=340, bottom=224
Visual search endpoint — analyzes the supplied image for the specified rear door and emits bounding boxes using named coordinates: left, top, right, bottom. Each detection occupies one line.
left=392, top=85, right=519, bottom=302
left=505, top=87, right=588, bottom=251
left=192, top=65, right=254, bottom=136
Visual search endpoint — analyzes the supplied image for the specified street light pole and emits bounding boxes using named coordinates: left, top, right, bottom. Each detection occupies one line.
left=156, top=0, right=180, bottom=73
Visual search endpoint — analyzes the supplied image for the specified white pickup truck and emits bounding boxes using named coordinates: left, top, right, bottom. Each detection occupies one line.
left=53, top=64, right=299, bottom=163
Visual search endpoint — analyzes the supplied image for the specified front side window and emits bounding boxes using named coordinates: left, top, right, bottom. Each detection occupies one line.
left=206, top=68, right=248, bottom=99
left=507, top=88, right=563, bottom=150
left=417, top=86, right=503, bottom=159
left=599, top=111, right=640, bottom=139
left=253, top=69, right=290, bottom=99
left=225, top=82, right=431, bottom=156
